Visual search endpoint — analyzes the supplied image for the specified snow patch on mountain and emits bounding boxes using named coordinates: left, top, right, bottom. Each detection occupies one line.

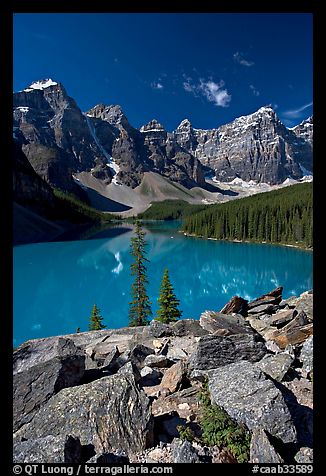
left=25, top=79, right=58, bottom=91
left=84, top=113, right=121, bottom=182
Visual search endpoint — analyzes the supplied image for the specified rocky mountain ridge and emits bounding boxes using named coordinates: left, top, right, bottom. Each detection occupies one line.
left=172, top=107, right=313, bottom=184
left=13, top=79, right=313, bottom=199
left=13, top=287, right=313, bottom=464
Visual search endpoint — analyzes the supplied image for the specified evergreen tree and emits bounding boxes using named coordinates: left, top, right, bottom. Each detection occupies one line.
left=156, top=268, right=182, bottom=323
left=88, top=303, right=106, bottom=331
left=129, top=221, right=152, bottom=326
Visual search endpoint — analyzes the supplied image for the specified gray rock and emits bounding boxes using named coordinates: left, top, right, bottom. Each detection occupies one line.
left=13, top=434, right=82, bottom=463
left=13, top=336, right=85, bottom=375
left=189, top=334, right=267, bottom=370
left=247, top=304, right=276, bottom=315
left=140, top=366, right=163, bottom=386
left=129, top=344, right=155, bottom=368
left=264, top=309, right=296, bottom=327
left=294, top=293, right=313, bottom=321
left=149, top=321, right=174, bottom=338
left=117, top=361, right=142, bottom=382
left=171, top=439, right=201, bottom=463
left=144, top=354, right=174, bottom=368
left=171, top=319, right=208, bottom=337
left=15, top=374, right=154, bottom=455
left=199, top=310, right=254, bottom=335
left=255, top=353, right=294, bottom=381
left=208, top=361, right=297, bottom=444
left=294, top=447, right=313, bottom=463
left=85, top=346, right=120, bottom=370
left=250, top=429, right=284, bottom=463
left=13, top=340, right=85, bottom=432
left=299, top=336, right=313, bottom=374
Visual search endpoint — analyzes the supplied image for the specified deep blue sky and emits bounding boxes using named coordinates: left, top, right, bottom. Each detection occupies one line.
left=13, top=13, right=313, bottom=130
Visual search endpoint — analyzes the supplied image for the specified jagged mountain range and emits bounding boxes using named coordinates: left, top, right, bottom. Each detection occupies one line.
left=13, top=79, right=313, bottom=199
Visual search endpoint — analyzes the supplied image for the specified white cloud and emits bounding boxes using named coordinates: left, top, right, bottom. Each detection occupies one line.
left=249, top=84, right=260, bottom=96
left=151, top=82, right=164, bottom=90
left=282, top=102, right=313, bottom=119
left=183, top=81, right=196, bottom=93
left=233, top=52, right=254, bottom=67
left=199, top=80, right=231, bottom=107
left=183, top=76, right=231, bottom=107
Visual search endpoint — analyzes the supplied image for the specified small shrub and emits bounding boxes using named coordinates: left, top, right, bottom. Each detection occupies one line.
left=177, top=425, right=195, bottom=443
left=198, top=378, right=251, bottom=463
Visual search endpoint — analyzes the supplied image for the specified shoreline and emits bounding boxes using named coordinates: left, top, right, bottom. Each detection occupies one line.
left=181, top=231, right=313, bottom=252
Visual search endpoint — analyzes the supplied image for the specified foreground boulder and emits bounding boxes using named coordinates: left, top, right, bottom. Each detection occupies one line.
left=15, top=374, right=154, bottom=456
left=189, top=334, right=267, bottom=370
left=13, top=338, right=85, bottom=431
left=208, top=361, right=297, bottom=444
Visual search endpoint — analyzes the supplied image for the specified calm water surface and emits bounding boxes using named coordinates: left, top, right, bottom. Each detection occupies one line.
left=13, top=222, right=313, bottom=346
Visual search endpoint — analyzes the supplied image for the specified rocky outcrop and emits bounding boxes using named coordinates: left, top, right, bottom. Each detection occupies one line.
left=13, top=287, right=313, bottom=463
left=13, top=337, right=85, bottom=431
left=16, top=374, right=154, bottom=455
left=13, top=80, right=103, bottom=193
left=208, top=361, right=297, bottom=444
left=189, top=334, right=267, bottom=370
left=173, top=107, right=313, bottom=184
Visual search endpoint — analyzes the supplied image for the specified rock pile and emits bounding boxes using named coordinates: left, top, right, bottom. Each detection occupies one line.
left=13, top=287, right=313, bottom=464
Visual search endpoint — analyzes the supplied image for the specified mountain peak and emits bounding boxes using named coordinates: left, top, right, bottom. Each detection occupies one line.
left=140, top=119, right=166, bottom=133
left=86, top=104, right=128, bottom=127
left=24, top=79, right=59, bottom=92
left=176, top=119, right=193, bottom=130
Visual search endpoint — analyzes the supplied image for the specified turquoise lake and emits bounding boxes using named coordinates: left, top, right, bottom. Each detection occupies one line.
left=13, top=222, right=313, bottom=346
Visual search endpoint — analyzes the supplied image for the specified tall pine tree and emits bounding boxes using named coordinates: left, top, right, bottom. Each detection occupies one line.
left=88, top=303, right=106, bottom=331
left=129, top=221, right=152, bottom=326
left=156, top=268, right=182, bottom=323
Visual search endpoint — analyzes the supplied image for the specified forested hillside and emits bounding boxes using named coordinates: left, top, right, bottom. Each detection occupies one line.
left=138, top=200, right=210, bottom=221
left=182, top=183, right=312, bottom=247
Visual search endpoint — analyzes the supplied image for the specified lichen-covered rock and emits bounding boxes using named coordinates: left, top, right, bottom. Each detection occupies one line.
left=13, top=338, right=85, bottom=432
left=208, top=361, right=297, bottom=444
left=13, top=435, right=82, bottom=463
left=255, top=353, right=294, bottom=381
left=15, top=374, right=154, bottom=455
left=189, top=334, right=267, bottom=370
left=250, top=429, right=284, bottom=463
